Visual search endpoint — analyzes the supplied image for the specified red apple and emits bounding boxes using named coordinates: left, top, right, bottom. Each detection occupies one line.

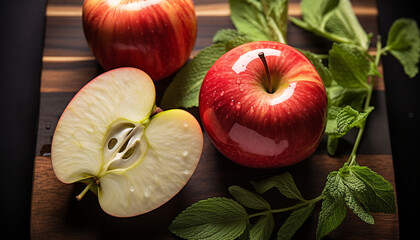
left=82, top=0, right=197, bottom=81
left=199, top=41, right=327, bottom=168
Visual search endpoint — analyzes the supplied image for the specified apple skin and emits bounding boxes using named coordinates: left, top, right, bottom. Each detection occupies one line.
left=199, top=41, right=327, bottom=168
left=82, top=0, right=197, bottom=81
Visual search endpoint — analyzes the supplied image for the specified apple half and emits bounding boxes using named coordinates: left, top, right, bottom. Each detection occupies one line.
left=51, top=67, right=203, bottom=217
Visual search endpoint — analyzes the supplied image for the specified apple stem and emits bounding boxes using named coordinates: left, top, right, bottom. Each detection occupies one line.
left=151, top=106, right=163, bottom=117
left=258, top=52, right=272, bottom=94
left=76, top=178, right=96, bottom=201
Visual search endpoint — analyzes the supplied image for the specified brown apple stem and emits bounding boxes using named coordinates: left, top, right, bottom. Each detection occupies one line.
left=258, top=52, right=272, bottom=94
left=76, top=178, right=95, bottom=201
left=151, top=106, right=163, bottom=117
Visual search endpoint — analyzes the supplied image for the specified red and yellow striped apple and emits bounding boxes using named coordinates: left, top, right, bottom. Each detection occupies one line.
left=82, top=0, right=197, bottom=81
left=199, top=41, right=327, bottom=168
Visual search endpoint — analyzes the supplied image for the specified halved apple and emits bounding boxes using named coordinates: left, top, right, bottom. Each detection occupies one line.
left=51, top=67, right=203, bottom=217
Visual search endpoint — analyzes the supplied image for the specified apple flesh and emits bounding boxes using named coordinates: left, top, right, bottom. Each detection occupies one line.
left=51, top=67, right=203, bottom=217
left=199, top=41, right=327, bottom=168
left=82, top=0, right=197, bottom=81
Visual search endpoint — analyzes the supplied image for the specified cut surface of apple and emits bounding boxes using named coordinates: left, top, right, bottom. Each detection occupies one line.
left=51, top=67, right=203, bottom=217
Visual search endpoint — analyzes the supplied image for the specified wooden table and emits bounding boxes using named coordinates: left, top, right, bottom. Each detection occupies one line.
left=31, top=0, right=399, bottom=239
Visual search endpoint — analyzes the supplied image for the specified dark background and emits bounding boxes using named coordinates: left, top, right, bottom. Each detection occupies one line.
left=0, top=0, right=417, bottom=239
left=377, top=0, right=419, bottom=238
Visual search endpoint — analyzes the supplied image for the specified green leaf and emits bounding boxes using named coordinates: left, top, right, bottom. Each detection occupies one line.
left=386, top=18, right=420, bottom=78
left=213, top=29, right=250, bottom=43
left=336, top=106, right=374, bottom=133
left=277, top=203, right=315, bottom=240
left=252, top=172, right=305, bottom=201
left=329, top=43, right=370, bottom=90
left=249, top=213, right=275, bottom=240
left=318, top=164, right=396, bottom=233
left=169, top=197, right=248, bottom=240
left=338, top=167, right=374, bottom=224
left=160, top=43, right=226, bottom=109
left=316, top=186, right=347, bottom=240
left=238, top=222, right=251, bottom=240
left=229, top=0, right=288, bottom=43
left=161, top=34, right=251, bottom=109
left=300, top=50, right=333, bottom=87
left=229, top=185, right=271, bottom=210
left=327, top=135, right=340, bottom=156
left=291, top=0, right=369, bottom=49
left=326, top=104, right=373, bottom=155
left=350, top=166, right=396, bottom=213
left=327, top=85, right=367, bottom=110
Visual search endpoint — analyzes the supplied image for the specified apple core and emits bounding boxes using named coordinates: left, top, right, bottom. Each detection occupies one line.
left=102, top=120, right=147, bottom=172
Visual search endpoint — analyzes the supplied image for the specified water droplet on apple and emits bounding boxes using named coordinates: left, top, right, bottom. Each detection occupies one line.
left=183, top=122, right=188, bottom=128
left=239, top=86, right=244, bottom=92
left=220, top=91, right=225, bottom=97
left=236, top=79, right=241, bottom=84
left=130, top=186, right=135, bottom=192
left=249, top=107, right=255, bottom=114
left=230, top=100, right=234, bottom=106
left=144, top=188, right=150, bottom=197
left=182, top=150, right=189, bottom=157
left=183, top=170, right=190, bottom=175
left=236, top=102, right=241, bottom=110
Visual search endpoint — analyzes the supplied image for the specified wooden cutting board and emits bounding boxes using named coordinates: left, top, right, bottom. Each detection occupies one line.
left=32, top=0, right=399, bottom=239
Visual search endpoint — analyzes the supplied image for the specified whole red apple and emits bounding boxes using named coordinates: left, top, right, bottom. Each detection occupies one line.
left=82, top=0, right=197, bottom=81
left=199, top=41, right=327, bottom=168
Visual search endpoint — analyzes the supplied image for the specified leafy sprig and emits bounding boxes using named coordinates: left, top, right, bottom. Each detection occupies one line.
left=170, top=173, right=321, bottom=240
left=167, top=0, right=420, bottom=239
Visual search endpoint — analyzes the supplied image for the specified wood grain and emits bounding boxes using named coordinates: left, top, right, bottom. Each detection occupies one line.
left=45, top=2, right=378, bottom=17
left=31, top=152, right=398, bottom=240
left=32, top=0, right=399, bottom=239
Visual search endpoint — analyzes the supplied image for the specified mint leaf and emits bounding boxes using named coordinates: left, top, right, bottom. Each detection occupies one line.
left=252, top=172, right=305, bottom=201
left=161, top=33, right=251, bottom=109
left=277, top=203, right=315, bottom=240
left=386, top=18, right=420, bottom=78
left=160, top=43, right=226, bottom=109
left=317, top=165, right=396, bottom=237
left=326, top=85, right=367, bottom=111
left=291, top=0, right=369, bottom=49
left=249, top=213, right=275, bottom=240
left=169, top=197, right=248, bottom=240
left=317, top=171, right=349, bottom=240
left=327, top=135, right=340, bottom=156
left=300, top=50, right=333, bottom=87
left=229, top=185, right=271, bottom=210
left=325, top=106, right=345, bottom=137
left=316, top=184, right=347, bottom=240
left=229, top=0, right=288, bottom=43
left=329, top=43, right=370, bottom=90
left=338, top=166, right=374, bottom=224
left=351, top=166, right=396, bottom=213
left=213, top=29, right=249, bottom=43
left=336, top=106, right=374, bottom=133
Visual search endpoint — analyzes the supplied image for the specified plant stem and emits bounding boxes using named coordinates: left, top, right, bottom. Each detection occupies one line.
left=347, top=36, right=384, bottom=166
left=76, top=178, right=95, bottom=201
left=258, top=52, right=272, bottom=93
left=248, top=195, right=323, bottom=219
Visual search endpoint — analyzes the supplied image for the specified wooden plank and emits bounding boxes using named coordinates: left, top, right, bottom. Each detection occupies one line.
left=31, top=153, right=397, bottom=239
left=45, top=2, right=378, bottom=17
left=40, top=58, right=385, bottom=93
